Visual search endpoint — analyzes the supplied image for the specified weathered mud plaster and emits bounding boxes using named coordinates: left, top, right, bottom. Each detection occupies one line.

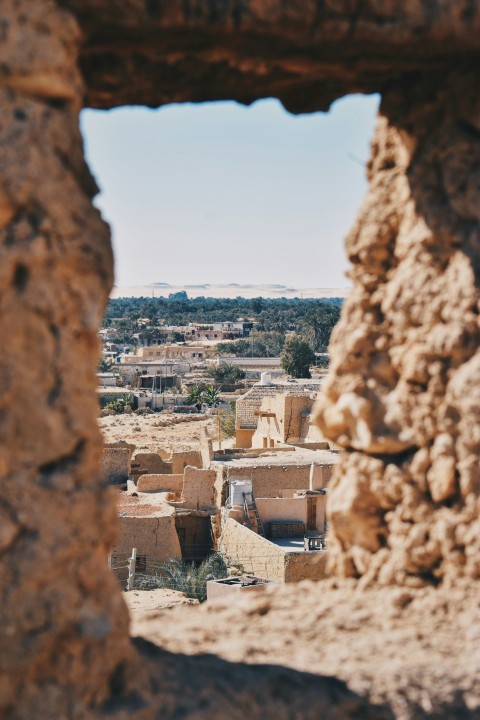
left=0, top=2, right=147, bottom=716
left=2, top=0, right=480, bottom=717
left=316, top=74, right=480, bottom=585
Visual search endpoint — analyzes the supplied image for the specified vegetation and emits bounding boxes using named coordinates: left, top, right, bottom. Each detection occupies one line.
left=134, top=553, right=229, bottom=602
left=184, top=384, right=220, bottom=407
left=202, top=385, right=221, bottom=407
left=281, top=334, right=316, bottom=378
left=206, top=363, right=246, bottom=384
left=216, top=330, right=285, bottom=358
left=220, top=401, right=237, bottom=439
left=103, top=394, right=135, bottom=414
left=103, top=296, right=342, bottom=352
left=98, top=357, right=114, bottom=373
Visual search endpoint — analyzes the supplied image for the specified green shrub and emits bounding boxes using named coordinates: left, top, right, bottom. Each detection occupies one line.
left=134, top=553, right=228, bottom=602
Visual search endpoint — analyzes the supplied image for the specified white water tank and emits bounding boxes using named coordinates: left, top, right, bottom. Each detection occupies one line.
left=228, top=479, right=253, bottom=507
left=259, top=372, right=272, bottom=385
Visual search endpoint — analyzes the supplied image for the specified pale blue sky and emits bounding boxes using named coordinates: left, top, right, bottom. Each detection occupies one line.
left=80, top=94, right=379, bottom=290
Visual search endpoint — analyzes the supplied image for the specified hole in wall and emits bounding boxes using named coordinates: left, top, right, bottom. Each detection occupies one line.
left=80, top=95, right=379, bottom=589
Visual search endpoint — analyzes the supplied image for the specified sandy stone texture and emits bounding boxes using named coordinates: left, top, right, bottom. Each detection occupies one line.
left=2, top=1, right=480, bottom=718
left=133, top=578, right=480, bottom=720
left=316, top=73, right=480, bottom=585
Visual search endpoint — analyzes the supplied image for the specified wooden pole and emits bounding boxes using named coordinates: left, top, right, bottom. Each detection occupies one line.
left=127, top=547, right=137, bottom=591
left=217, top=408, right=222, bottom=452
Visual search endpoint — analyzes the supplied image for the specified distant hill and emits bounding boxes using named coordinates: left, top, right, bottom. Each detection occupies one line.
left=111, top=283, right=350, bottom=300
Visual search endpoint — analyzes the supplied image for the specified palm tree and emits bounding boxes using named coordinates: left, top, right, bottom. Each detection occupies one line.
left=202, top=385, right=220, bottom=407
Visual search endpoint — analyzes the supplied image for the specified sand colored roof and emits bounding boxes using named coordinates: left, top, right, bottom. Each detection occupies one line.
left=213, top=448, right=338, bottom=469
left=117, top=491, right=175, bottom=519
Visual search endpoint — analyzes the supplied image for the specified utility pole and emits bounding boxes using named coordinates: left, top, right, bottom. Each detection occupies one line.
left=127, top=548, right=137, bottom=591
left=217, top=407, right=222, bottom=452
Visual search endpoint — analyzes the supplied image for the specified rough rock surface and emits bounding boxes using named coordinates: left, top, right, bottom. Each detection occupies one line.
left=61, top=0, right=480, bottom=112
left=133, top=578, right=480, bottom=720
left=0, top=2, right=141, bottom=716
left=1, top=0, right=480, bottom=718
left=316, top=73, right=480, bottom=585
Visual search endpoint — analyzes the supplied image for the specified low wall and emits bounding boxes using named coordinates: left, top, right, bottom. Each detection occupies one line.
left=221, top=519, right=329, bottom=583
left=137, top=474, right=183, bottom=494
left=172, top=450, right=202, bottom=474
left=130, top=452, right=173, bottom=483
left=102, top=447, right=130, bottom=485
left=256, top=497, right=307, bottom=528
left=284, top=552, right=329, bottom=582
left=221, top=519, right=286, bottom=582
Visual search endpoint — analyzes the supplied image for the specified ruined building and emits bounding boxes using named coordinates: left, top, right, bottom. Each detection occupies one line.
left=1, top=2, right=480, bottom=718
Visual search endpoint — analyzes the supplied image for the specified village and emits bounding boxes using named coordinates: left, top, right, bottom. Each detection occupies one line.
left=99, top=317, right=337, bottom=601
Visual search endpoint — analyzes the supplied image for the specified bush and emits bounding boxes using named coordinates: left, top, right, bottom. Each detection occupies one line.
left=207, top=364, right=245, bottom=384
left=134, top=553, right=229, bottom=602
left=281, top=335, right=316, bottom=379
left=103, top=394, right=135, bottom=414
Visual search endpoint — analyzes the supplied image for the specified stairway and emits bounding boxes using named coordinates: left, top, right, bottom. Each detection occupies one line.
left=243, top=492, right=265, bottom=537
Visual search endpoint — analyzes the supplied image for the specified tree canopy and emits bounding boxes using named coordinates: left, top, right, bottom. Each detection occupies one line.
left=281, top=334, right=316, bottom=378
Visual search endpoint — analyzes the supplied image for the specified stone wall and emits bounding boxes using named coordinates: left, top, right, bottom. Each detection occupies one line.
left=315, top=73, right=480, bottom=585
left=3, top=1, right=480, bottom=716
left=182, top=466, right=217, bottom=511
left=171, top=450, right=202, bottom=475
left=221, top=519, right=288, bottom=582
left=130, top=452, right=173, bottom=483
left=102, top=447, right=130, bottom=486
left=137, top=474, right=183, bottom=494
left=221, top=519, right=327, bottom=583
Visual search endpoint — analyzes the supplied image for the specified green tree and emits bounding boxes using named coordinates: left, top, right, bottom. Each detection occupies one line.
left=207, top=364, right=245, bottom=384
left=184, top=385, right=205, bottom=406
left=98, top=357, right=114, bottom=373
left=202, top=385, right=221, bottom=407
left=281, top=334, right=316, bottom=379
left=220, top=401, right=237, bottom=438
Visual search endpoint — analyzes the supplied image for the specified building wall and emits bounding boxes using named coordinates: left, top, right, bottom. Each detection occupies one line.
left=235, top=427, right=255, bottom=449
left=113, top=514, right=182, bottom=560
left=130, top=453, right=173, bottom=483
left=251, top=394, right=326, bottom=449
left=220, top=519, right=328, bottom=583
left=236, top=384, right=322, bottom=449
left=102, top=448, right=130, bottom=485
left=182, top=466, right=217, bottom=510
left=136, top=474, right=184, bottom=494
left=255, top=497, right=308, bottom=528
left=171, top=450, right=203, bottom=475
left=136, top=345, right=205, bottom=361
left=221, top=518, right=287, bottom=582
left=221, top=464, right=318, bottom=502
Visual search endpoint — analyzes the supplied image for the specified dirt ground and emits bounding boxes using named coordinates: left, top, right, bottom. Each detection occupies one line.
left=124, top=589, right=198, bottom=636
left=129, top=577, right=480, bottom=720
left=98, top=414, right=217, bottom=451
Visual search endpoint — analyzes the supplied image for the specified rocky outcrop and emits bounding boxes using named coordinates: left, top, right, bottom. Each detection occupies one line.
left=60, top=0, right=480, bottom=112
left=2, top=0, right=480, bottom=717
left=0, top=2, right=139, bottom=715
left=316, top=73, right=480, bottom=585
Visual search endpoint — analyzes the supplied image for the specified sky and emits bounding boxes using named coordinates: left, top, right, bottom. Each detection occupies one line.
left=80, top=94, right=379, bottom=291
